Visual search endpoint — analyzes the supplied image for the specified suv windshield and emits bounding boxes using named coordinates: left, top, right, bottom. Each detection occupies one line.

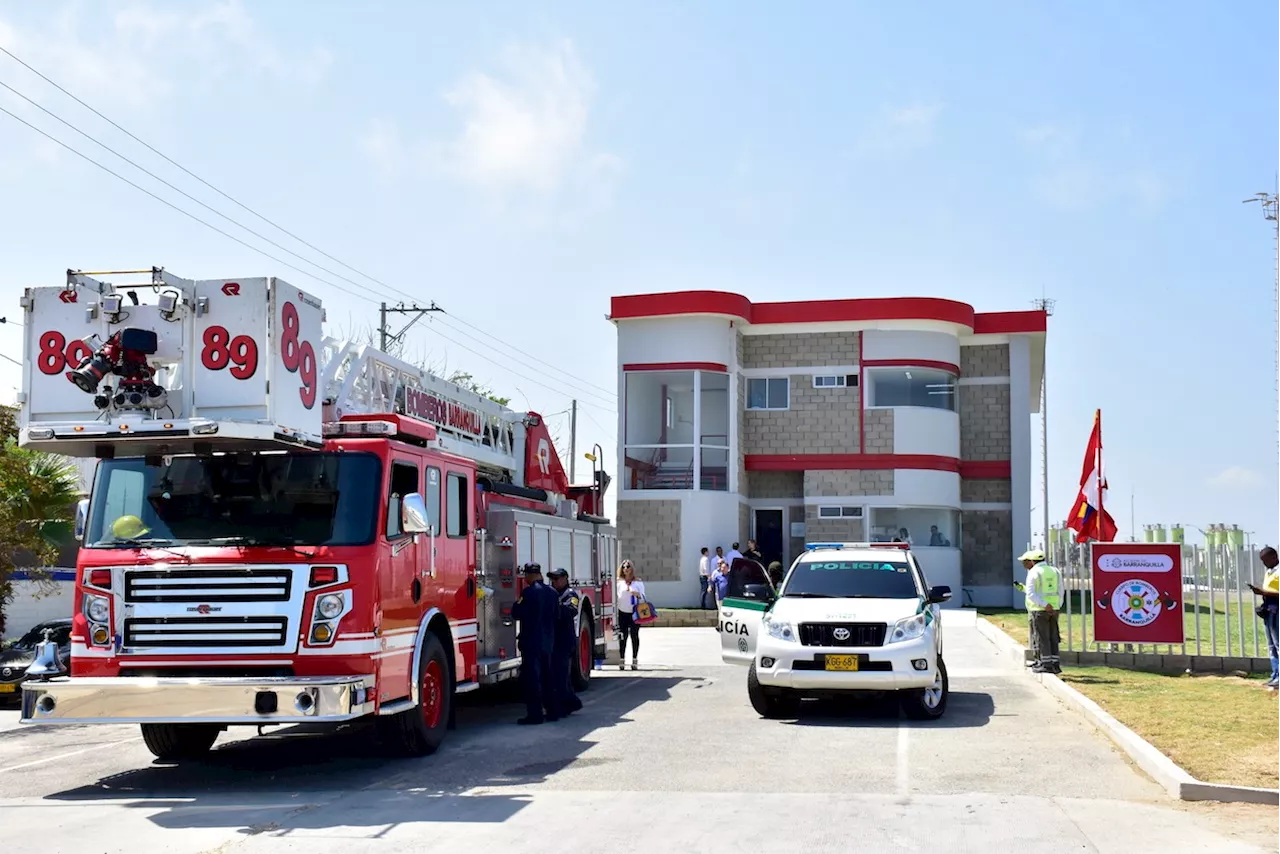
left=84, top=452, right=381, bottom=548
left=782, top=556, right=920, bottom=599
left=15, top=623, right=71, bottom=649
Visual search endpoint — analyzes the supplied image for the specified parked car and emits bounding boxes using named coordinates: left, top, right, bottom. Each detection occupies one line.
left=0, top=618, right=72, bottom=704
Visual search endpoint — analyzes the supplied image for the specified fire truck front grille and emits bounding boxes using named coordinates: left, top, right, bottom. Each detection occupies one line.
left=124, top=616, right=289, bottom=648
left=124, top=568, right=292, bottom=604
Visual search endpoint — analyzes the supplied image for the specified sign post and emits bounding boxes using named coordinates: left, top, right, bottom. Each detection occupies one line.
left=1090, top=542, right=1185, bottom=645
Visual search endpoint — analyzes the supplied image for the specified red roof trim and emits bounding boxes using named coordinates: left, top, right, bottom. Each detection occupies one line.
left=958, top=461, right=1012, bottom=479
left=622, top=362, right=728, bottom=372
left=610, top=291, right=1048, bottom=334
left=861, top=358, right=961, bottom=376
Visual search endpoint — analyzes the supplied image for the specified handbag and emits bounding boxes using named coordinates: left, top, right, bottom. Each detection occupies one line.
left=633, top=596, right=658, bottom=626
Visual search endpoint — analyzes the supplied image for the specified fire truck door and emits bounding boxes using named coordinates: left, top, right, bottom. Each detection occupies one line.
left=380, top=458, right=422, bottom=696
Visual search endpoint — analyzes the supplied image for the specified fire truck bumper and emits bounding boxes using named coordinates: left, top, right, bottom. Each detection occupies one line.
left=19, top=674, right=376, bottom=726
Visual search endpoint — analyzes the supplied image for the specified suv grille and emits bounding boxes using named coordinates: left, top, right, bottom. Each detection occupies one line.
left=124, top=569, right=292, bottom=604
left=798, top=622, right=886, bottom=648
left=124, top=616, right=288, bottom=648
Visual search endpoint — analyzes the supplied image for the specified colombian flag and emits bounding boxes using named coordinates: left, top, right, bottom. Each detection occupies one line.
left=1066, top=410, right=1118, bottom=543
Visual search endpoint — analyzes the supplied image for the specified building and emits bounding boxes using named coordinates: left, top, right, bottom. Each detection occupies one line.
left=609, top=291, right=1046, bottom=609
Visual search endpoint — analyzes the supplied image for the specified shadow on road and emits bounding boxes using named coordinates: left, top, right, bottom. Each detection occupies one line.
left=40, top=674, right=693, bottom=834
left=779, top=690, right=995, bottom=729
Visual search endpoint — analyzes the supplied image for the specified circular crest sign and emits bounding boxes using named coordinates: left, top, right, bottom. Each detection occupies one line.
left=1110, top=579, right=1162, bottom=627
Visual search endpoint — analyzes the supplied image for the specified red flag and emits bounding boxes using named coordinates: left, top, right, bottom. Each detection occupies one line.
left=1065, top=410, right=1118, bottom=543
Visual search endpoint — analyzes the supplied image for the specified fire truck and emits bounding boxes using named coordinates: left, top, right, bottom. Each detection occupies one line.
left=14, top=268, right=619, bottom=760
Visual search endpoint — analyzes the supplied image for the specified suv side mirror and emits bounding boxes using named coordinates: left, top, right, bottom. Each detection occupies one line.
left=927, top=585, right=952, bottom=604
left=742, top=583, right=775, bottom=601
left=401, top=493, right=429, bottom=534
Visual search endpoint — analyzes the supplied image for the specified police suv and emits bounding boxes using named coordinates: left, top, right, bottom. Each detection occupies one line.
left=717, top=543, right=952, bottom=720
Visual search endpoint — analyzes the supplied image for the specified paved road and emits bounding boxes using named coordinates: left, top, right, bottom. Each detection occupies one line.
left=0, top=614, right=1272, bottom=853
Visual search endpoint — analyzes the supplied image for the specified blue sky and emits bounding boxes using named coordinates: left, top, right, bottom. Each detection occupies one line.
left=0, top=1, right=1275, bottom=542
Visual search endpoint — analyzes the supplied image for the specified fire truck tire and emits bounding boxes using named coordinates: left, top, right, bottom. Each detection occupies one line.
left=139, top=723, right=220, bottom=761
left=571, top=615, right=594, bottom=692
left=379, top=632, right=453, bottom=757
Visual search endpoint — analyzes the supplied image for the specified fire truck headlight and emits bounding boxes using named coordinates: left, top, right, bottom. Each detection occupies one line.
left=84, top=594, right=110, bottom=623
left=311, top=623, right=333, bottom=643
left=316, top=593, right=344, bottom=620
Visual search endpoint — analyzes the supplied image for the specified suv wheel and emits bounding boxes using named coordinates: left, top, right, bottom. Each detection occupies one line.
left=747, top=660, right=799, bottom=719
left=900, top=655, right=948, bottom=720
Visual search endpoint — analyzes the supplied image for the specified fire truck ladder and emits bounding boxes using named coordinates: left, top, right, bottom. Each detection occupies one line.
left=319, top=339, right=528, bottom=485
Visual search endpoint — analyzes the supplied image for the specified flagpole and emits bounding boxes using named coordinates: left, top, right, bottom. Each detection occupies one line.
left=1096, top=409, right=1105, bottom=541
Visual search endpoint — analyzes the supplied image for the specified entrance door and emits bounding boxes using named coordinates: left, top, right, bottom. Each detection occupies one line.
left=753, top=509, right=785, bottom=568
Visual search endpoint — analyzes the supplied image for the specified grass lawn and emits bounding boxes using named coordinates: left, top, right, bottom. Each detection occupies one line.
left=1059, top=666, right=1279, bottom=790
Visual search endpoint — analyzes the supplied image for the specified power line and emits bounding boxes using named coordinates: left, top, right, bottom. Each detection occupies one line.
left=0, top=351, right=22, bottom=367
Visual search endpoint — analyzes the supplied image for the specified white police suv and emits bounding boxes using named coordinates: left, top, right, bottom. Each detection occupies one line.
left=717, top=543, right=952, bottom=720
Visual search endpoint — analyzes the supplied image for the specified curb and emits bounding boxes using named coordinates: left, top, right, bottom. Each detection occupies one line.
left=975, top=617, right=1280, bottom=806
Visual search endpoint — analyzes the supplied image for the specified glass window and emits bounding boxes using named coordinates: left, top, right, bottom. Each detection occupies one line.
left=624, top=446, right=694, bottom=490
left=699, top=371, right=730, bottom=447
left=700, top=447, right=729, bottom=491
left=624, top=370, right=694, bottom=446
left=781, top=556, right=921, bottom=599
left=446, top=472, right=469, bottom=538
left=425, top=466, right=441, bottom=535
left=84, top=453, right=381, bottom=547
left=813, top=375, right=848, bottom=388
left=869, top=507, right=959, bottom=547
left=747, top=377, right=788, bottom=410
left=867, top=368, right=956, bottom=411
left=818, top=506, right=863, bottom=519
left=386, top=461, right=419, bottom=539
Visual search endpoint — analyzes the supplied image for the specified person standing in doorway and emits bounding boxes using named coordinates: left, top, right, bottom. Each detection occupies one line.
left=744, top=540, right=763, bottom=564
left=727, top=542, right=744, bottom=563
left=1248, top=546, right=1280, bottom=690
left=698, top=546, right=713, bottom=609
left=1018, top=549, right=1062, bottom=674
left=615, top=560, right=646, bottom=670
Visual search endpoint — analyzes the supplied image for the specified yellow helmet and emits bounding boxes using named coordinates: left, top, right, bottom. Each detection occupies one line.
left=111, top=515, right=150, bottom=540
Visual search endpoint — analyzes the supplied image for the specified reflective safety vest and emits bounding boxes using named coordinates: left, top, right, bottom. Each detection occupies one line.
left=1026, top=563, right=1063, bottom=611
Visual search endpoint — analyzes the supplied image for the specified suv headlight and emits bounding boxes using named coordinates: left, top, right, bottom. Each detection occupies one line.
left=763, top=614, right=796, bottom=642
left=887, top=613, right=927, bottom=644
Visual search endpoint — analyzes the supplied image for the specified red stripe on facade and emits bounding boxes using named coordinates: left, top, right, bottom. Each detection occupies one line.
left=860, top=358, right=961, bottom=376
left=622, top=361, right=729, bottom=372
left=610, top=291, right=1049, bottom=334
left=744, top=454, right=962, bottom=473
left=958, top=460, right=1012, bottom=479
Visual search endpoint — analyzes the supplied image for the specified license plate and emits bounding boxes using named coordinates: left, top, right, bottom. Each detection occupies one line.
left=0, top=683, right=16, bottom=693
left=824, top=654, right=859, bottom=672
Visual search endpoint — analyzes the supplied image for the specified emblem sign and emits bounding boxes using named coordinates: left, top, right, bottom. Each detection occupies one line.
left=832, top=627, right=851, bottom=641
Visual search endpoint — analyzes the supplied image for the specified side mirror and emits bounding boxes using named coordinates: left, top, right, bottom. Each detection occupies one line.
left=927, top=585, right=952, bottom=604
left=401, top=493, right=429, bottom=534
left=74, top=499, right=89, bottom=540
left=742, top=583, right=775, bottom=601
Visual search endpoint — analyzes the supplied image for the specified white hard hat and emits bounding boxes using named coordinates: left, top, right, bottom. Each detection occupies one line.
left=1019, top=549, right=1046, bottom=562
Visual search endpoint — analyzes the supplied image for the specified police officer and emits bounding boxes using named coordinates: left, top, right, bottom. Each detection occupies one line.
left=1017, top=549, right=1063, bottom=674
left=547, top=568, right=584, bottom=718
left=511, top=562, right=558, bottom=725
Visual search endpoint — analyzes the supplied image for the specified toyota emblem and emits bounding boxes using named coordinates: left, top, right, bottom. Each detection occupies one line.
left=832, top=627, right=851, bottom=641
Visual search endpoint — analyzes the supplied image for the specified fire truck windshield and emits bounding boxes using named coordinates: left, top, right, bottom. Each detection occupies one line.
left=83, top=452, right=381, bottom=548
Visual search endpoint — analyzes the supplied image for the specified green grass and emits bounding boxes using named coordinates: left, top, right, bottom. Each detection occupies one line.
left=979, top=595, right=1272, bottom=658
left=1058, top=666, right=1279, bottom=789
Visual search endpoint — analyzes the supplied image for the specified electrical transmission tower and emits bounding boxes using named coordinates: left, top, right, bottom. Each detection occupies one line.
left=1243, top=187, right=1279, bottom=517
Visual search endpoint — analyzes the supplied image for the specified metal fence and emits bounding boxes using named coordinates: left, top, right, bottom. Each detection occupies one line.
left=1046, top=540, right=1271, bottom=659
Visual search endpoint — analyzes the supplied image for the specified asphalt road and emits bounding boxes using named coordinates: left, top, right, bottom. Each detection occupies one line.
left=0, top=613, right=1273, bottom=853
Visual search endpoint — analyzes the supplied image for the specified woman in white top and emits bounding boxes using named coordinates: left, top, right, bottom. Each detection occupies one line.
left=615, top=560, right=646, bottom=670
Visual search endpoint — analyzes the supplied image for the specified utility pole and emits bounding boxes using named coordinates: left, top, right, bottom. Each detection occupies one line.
left=1243, top=186, right=1279, bottom=534
left=1033, top=296, right=1056, bottom=551
left=379, top=301, right=443, bottom=355
left=569, top=399, right=578, bottom=482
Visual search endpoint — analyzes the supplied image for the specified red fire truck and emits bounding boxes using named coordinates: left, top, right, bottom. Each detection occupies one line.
left=15, top=268, right=618, bottom=760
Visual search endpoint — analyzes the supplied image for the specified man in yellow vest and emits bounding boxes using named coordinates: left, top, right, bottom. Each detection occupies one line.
left=1247, top=546, right=1279, bottom=689
left=1019, top=549, right=1062, bottom=674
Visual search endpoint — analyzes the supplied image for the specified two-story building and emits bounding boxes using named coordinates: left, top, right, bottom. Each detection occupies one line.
left=610, top=291, right=1046, bottom=609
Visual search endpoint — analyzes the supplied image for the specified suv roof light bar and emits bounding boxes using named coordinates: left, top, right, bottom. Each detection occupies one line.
left=803, top=541, right=911, bottom=551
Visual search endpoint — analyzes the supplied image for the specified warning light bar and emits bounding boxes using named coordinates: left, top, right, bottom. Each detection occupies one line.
left=804, top=542, right=912, bottom=551
left=322, top=420, right=397, bottom=437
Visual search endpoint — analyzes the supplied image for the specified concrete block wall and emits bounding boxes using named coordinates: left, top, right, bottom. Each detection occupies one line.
left=961, top=510, right=1013, bottom=586
left=804, top=469, right=894, bottom=497
left=742, top=375, right=861, bottom=455
left=617, top=499, right=682, bottom=582
left=741, top=331, right=860, bottom=368
left=746, top=470, right=804, bottom=499
left=862, top=408, right=894, bottom=454
left=960, top=343, right=1010, bottom=378
left=961, top=479, right=1012, bottom=503
left=804, top=505, right=867, bottom=543
left=959, top=384, right=1011, bottom=461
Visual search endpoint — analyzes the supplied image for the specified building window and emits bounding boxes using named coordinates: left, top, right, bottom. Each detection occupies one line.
left=869, top=507, right=959, bottom=547
left=866, top=367, right=957, bottom=411
left=747, top=377, right=788, bottom=410
left=812, top=375, right=851, bottom=388
left=623, top=369, right=730, bottom=491
left=817, top=506, right=863, bottom=518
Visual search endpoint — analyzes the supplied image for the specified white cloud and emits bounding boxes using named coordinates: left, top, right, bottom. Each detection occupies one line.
left=847, top=102, right=944, bottom=160
left=1207, top=466, right=1264, bottom=489
left=358, top=39, right=619, bottom=211
left=1016, top=121, right=1180, bottom=213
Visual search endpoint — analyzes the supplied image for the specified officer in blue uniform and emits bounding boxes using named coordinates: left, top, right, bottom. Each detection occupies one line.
left=511, top=562, right=558, bottom=725
left=547, top=568, right=584, bottom=718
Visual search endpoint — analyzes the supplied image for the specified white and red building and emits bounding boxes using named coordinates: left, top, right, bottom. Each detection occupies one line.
left=609, top=291, right=1046, bottom=608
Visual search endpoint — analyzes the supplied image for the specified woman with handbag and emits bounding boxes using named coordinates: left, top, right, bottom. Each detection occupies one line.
left=615, top=560, right=647, bottom=670
left=1248, top=546, right=1279, bottom=690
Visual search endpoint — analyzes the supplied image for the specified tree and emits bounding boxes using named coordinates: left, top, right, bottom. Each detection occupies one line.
left=447, top=371, right=511, bottom=408
left=0, top=408, right=80, bottom=637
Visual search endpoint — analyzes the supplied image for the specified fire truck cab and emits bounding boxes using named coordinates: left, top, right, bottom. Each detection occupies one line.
left=15, top=268, right=617, bottom=761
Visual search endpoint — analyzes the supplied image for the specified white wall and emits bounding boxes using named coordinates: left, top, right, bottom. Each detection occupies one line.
left=617, top=317, right=736, bottom=367
left=4, top=577, right=74, bottom=640
left=1009, top=335, right=1033, bottom=588
left=893, top=469, right=961, bottom=508
left=861, top=329, right=960, bottom=365
left=891, top=407, right=960, bottom=458
left=911, top=547, right=963, bottom=608
left=638, top=491, right=741, bottom=609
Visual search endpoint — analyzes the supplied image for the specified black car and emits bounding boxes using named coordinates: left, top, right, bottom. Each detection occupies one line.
left=0, top=618, right=72, bottom=704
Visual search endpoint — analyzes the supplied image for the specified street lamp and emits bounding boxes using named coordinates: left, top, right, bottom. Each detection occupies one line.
left=583, top=443, right=604, bottom=516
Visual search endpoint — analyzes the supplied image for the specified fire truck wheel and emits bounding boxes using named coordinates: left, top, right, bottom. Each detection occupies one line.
left=379, top=632, right=453, bottom=757
left=571, top=616, right=594, bottom=692
left=140, top=723, right=220, bottom=761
